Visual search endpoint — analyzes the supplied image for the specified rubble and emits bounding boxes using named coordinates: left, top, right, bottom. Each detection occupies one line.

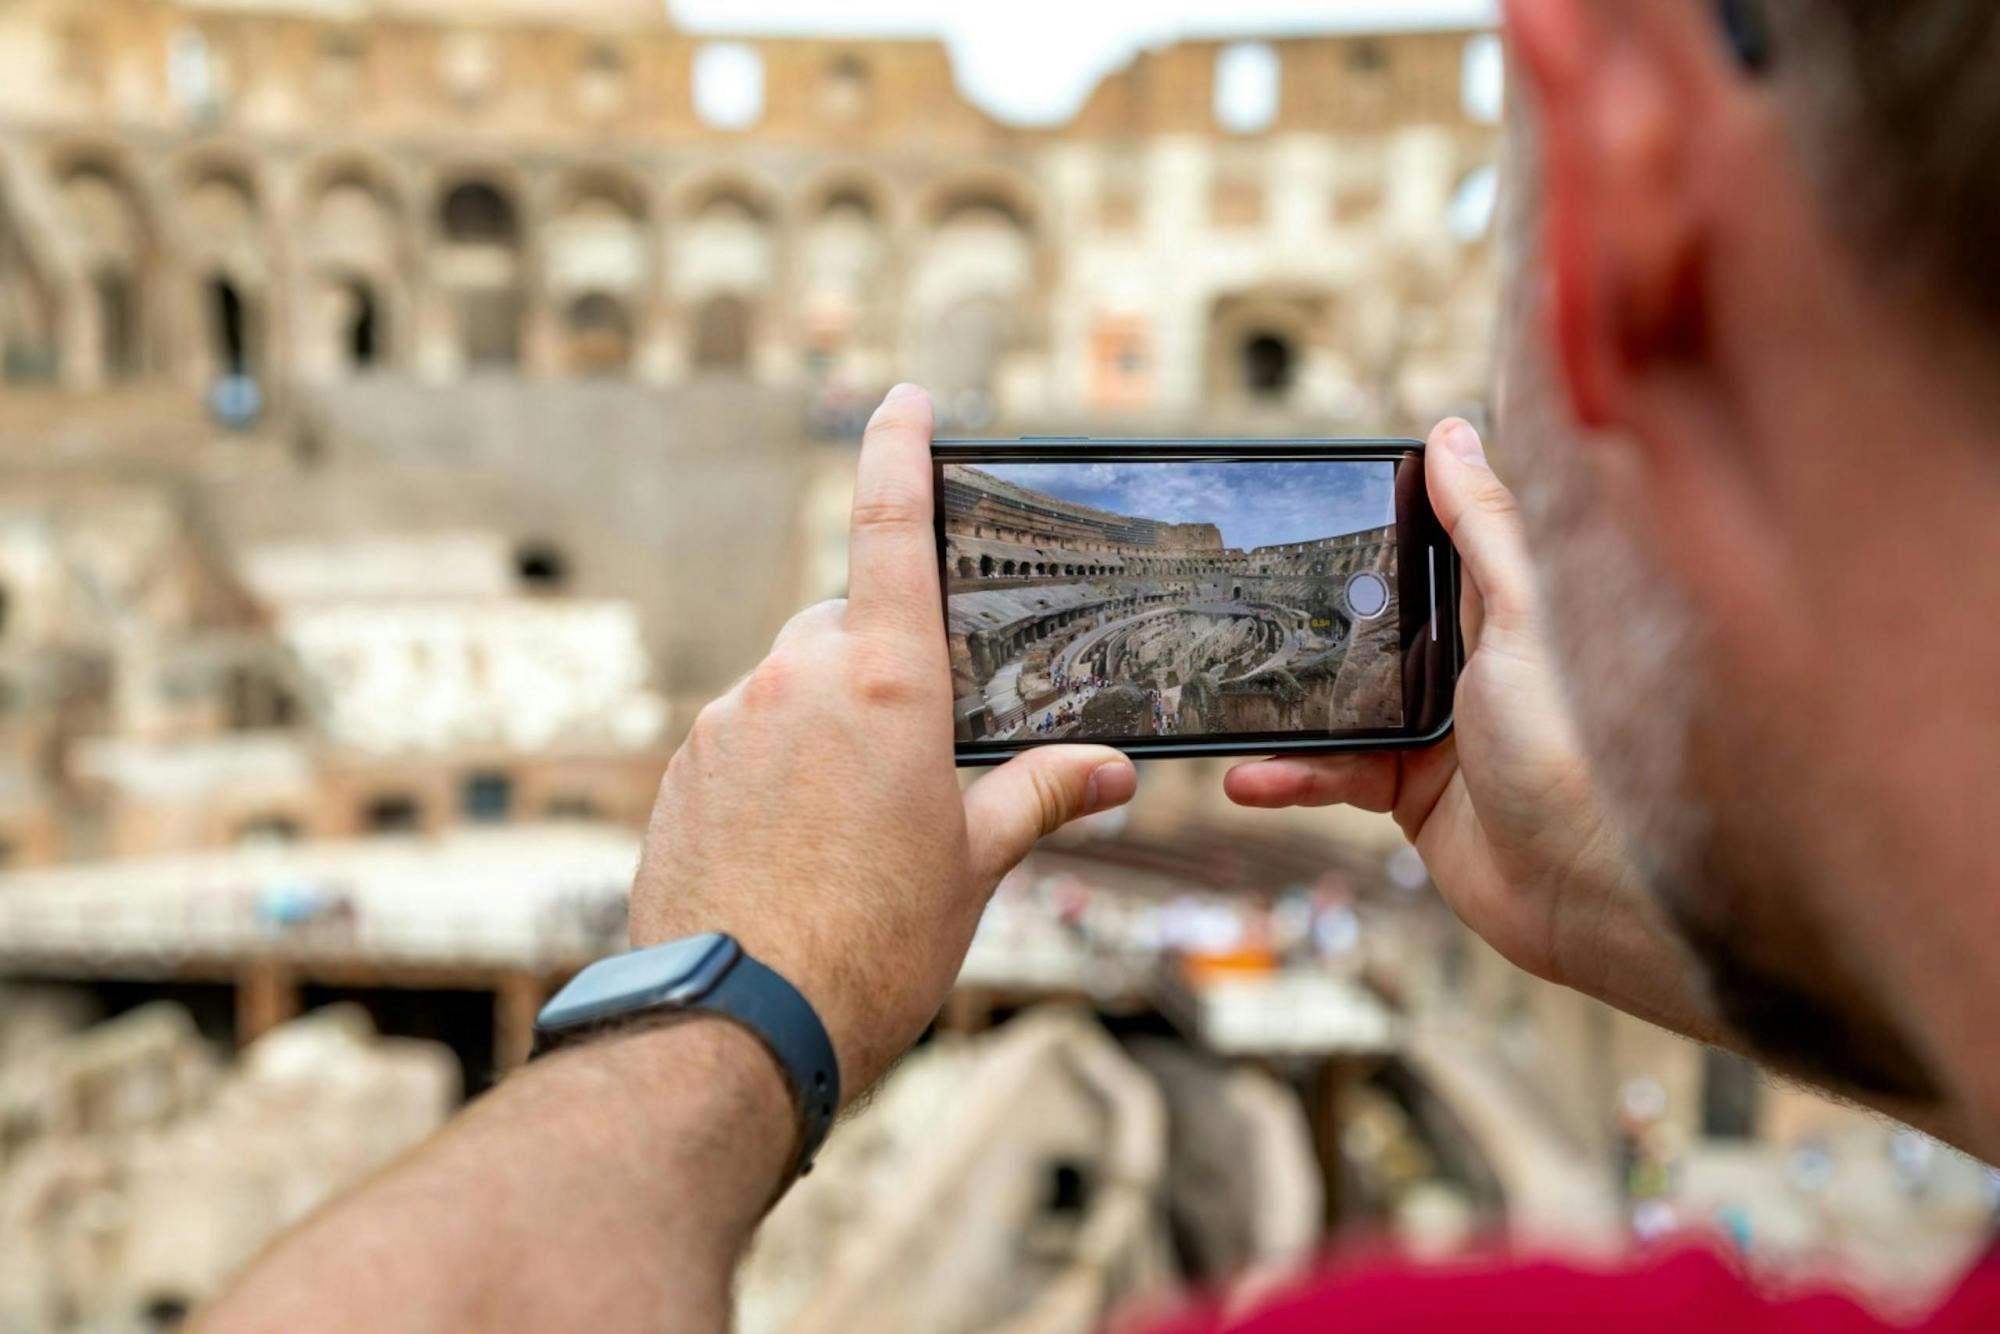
left=738, top=1010, right=1323, bottom=1334
left=0, top=1000, right=457, bottom=1332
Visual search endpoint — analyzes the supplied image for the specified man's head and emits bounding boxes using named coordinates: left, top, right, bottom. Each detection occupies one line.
left=1498, top=0, right=2000, bottom=1120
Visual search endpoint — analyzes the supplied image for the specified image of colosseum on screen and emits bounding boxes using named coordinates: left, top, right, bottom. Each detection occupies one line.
left=945, top=461, right=1405, bottom=744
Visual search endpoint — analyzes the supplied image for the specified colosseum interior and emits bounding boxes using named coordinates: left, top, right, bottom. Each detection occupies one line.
left=944, top=465, right=1401, bottom=743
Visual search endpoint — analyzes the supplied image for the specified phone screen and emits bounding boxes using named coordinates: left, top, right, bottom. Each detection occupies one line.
left=937, top=444, right=1458, bottom=761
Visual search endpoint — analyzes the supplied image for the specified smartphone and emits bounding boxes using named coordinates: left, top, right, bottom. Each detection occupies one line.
left=935, top=439, right=1461, bottom=765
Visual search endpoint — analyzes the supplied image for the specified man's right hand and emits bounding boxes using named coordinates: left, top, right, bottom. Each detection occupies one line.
left=1225, top=419, right=1717, bottom=1041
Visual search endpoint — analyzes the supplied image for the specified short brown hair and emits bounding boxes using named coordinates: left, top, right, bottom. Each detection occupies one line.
left=1767, top=3, right=2000, bottom=335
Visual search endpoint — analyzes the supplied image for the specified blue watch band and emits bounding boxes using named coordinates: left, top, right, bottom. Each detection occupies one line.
left=700, top=949, right=841, bottom=1175
left=532, top=935, right=841, bottom=1178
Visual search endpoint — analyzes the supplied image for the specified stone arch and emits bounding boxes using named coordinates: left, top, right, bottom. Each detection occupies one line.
left=565, top=290, right=633, bottom=375
left=545, top=167, right=651, bottom=300
left=797, top=168, right=894, bottom=230
left=440, top=178, right=518, bottom=244
left=796, top=170, right=893, bottom=379
left=1241, top=332, right=1295, bottom=398
left=672, top=180, right=777, bottom=286
left=1205, top=289, right=1328, bottom=408
left=672, top=173, right=777, bottom=371
left=303, top=158, right=407, bottom=273
left=908, top=174, right=1043, bottom=423
left=916, top=171, right=1041, bottom=236
left=301, top=157, right=407, bottom=378
left=0, top=177, right=58, bottom=381
left=53, top=153, right=157, bottom=383
left=818, top=50, right=873, bottom=123
left=956, top=556, right=975, bottom=580
left=672, top=172, right=780, bottom=226
left=435, top=173, right=525, bottom=370
left=175, top=159, right=267, bottom=383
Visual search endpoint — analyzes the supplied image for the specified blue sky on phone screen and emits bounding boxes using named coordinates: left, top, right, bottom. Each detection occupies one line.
left=973, top=461, right=1395, bottom=552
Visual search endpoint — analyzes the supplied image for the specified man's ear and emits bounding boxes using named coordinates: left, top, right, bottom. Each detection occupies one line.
left=1504, top=0, right=1712, bottom=432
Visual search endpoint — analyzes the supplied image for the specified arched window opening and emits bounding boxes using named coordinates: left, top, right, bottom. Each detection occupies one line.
left=578, top=42, right=627, bottom=117
left=441, top=181, right=517, bottom=244
left=822, top=52, right=870, bottom=120
left=345, top=278, right=381, bottom=368
left=439, top=180, right=522, bottom=370
left=1214, top=42, right=1280, bottom=134
left=1242, top=332, right=1295, bottom=399
left=95, top=270, right=140, bottom=381
left=956, top=557, right=975, bottom=579
left=566, top=291, right=632, bottom=375
left=461, top=770, right=514, bottom=823
left=208, top=275, right=248, bottom=376
left=515, top=541, right=569, bottom=591
left=692, top=42, right=765, bottom=130
left=365, top=794, right=422, bottom=834
left=979, top=555, right=995, bottom=578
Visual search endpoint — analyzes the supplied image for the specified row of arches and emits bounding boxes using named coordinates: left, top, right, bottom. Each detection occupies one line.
left=1, top=147, right=1051, bottom=398
left=958, top=556, right=1121, bottom=582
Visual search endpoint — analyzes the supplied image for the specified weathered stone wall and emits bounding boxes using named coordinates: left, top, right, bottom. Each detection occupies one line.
left=0, top=998, right=458, bottom=1329
left=0, top=2, right=1500, bottom=426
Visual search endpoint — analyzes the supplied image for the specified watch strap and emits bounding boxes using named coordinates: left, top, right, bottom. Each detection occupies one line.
left=701, top=950, right=841, bottom=1176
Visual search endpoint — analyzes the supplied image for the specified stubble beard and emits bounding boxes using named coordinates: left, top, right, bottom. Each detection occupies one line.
left=1491, top=110, right=1941, bottom=1105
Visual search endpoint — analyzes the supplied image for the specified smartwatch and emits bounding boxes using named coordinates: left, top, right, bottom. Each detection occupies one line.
left=532, top=933, right=840, bottom=1177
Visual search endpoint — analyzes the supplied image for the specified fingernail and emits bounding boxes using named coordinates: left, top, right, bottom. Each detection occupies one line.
left=1443, top=420, right=1488, bottom=469
left=884, top=382, right=926, bottom=403
left=1084, top=762, right=1138, bottom=814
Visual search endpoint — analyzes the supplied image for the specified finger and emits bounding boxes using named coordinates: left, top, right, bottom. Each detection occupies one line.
left=962, top=747, right=1137, bottom=887
left=772, top=599, right=848, bottom=652
left=1426, top=419, right=1536, bottom=638
left=845, top=384, right=940, bottom=640
left=1223, top=754, right=1399, bottom=812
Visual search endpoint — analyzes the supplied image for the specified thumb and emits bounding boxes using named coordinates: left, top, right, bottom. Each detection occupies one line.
left=962, top=747, right=1138, bottom=887
left=1426, top=418, right=1537, bottom=639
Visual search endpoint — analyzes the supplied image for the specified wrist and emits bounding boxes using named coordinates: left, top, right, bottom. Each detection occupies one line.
left=541, top=1015, right=798, bottom=1212
left=625, top=922, right=895, bottom=1103
left=1548, top=858, right=1725, bottom=1043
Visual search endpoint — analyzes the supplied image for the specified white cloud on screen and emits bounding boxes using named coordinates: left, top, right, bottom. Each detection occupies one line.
left=976, top=461, right=1396, bottom=552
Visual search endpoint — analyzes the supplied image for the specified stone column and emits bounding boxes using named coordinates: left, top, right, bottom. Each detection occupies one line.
left=57, top=278, right=104, bottom=390
left=237, top=958, right=299, bottom=1046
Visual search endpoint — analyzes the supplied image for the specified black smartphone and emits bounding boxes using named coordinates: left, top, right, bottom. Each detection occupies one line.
left=934, top=438, right=1461, bottom=765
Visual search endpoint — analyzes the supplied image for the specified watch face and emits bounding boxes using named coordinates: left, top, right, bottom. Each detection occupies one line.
left=540, top=933, right=739, bottom=1031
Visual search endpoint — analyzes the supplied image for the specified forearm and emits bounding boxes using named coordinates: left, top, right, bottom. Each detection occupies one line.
left=198, top=1020, right=794, bottom=1334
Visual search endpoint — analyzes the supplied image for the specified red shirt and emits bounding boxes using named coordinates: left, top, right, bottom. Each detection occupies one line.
left=1152, top=1247, right=2000, bottom=1332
